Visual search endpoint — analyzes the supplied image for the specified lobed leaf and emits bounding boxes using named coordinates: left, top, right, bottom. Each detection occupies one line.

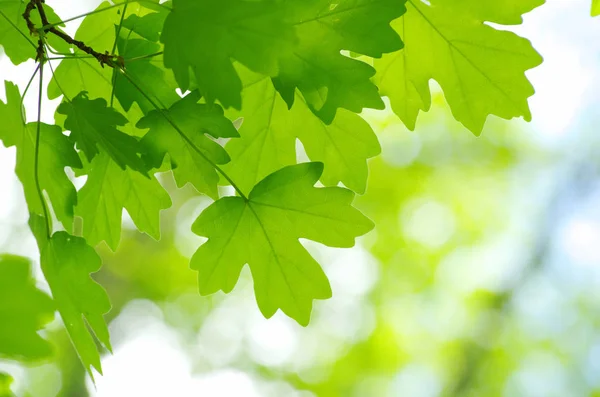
left=57, top=92, right=147, bottom=173
left=374, top=0, right=543, bottom=134
left=225, top=66, right=380, bottom=195
left=275, top=0, right=406, bottom=123
left=41, top=232, right=112, bottom=377
left=161, top=0, right=295, bottom=108
left=76, top=152, right=172, bottom=251
left=0, top=82, right=81, bottom=231
left=191, top=162, right=373, bottom=325
left=137, top=92, right=239, bottom=198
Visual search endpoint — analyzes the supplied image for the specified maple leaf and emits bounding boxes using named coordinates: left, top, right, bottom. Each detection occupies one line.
left=137, top=92, right=239, bottom=198
left=191, top=162, right=373, bottom=325
left=48, top=1, right=169, bottom=102
left=114, top=37, right=179, bottom=114
left=225, top=66, right=380, bottom=195
left=0, top=0, right=69, bottom=65
left=593, top=0, right=600, bottom=16
left=0, top=81, right=81, bottom=231
left=374, top=0, right=543, bottom=134
left=274, top=0, right=406, bottom=123
left=76, top=152, right=172, bottom=251
left=57, top=92, right=147, bottom=173
left=0, top=255, right=54, bottom=361
left=41, top=232, right=112, bottom=377
left=161, top=0, right=295, bottom=108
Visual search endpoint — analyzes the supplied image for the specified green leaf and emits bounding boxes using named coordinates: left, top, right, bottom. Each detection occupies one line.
left=374, top=0, right=543, bottom=133
left=593, top=0, right=600, bottom=16
left=48, top=1, right=124, bottom=100
left=41, top=232, right=112, bottom=377
left=191, top=162, right=373, bottom=325
left=0, top=373, right=14, bottom=397
left=122, top=6, right=169, bottom=42
left=0, top=82, right=82, bottom=231
left=0, top=0, right=69, bottom=65
left=432, top=0, right=544, bottom=24
left=76, top=152, right=172, bottom=251
left=274, top=0, right=406, bottom=123
left=0, top=255, right=54, bottom=361
left=225, top=67, right=380, bottom=195
left=114, top=38, right=179, bottom=114
left=57, top=92, right=147, bottom=173
left=161, top=0, right=295, bottom=108
left=137, top=92, right=239, bottom=198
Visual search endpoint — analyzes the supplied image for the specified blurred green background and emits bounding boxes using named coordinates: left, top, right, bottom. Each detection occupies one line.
left=3, top=0, right=600, bottom=396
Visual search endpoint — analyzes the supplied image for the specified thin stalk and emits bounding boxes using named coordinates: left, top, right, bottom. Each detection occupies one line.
left=119, top=70, right=249, bottom=201
left=19, top=64, right=41, bottom=123
left=110, top=3, right=129, bottom=107
left=125, top=51, right=163, bottom=62
left=44, top=48, right=72, bottom=102
left=34, top=61, right=51, bottom=238
left=46, top=55, right=95, bottom=60
left=41, top=0, right=171, bottom=29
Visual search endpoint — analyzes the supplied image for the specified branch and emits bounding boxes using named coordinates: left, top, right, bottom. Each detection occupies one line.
left=23, top=0, right=124, bottom=68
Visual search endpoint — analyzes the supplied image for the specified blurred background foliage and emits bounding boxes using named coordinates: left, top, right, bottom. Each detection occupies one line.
left=3, top=0, right=600, bottom=396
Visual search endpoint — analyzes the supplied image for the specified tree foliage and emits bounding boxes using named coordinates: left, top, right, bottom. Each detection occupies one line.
left=0, top=0, right=585, bottom=379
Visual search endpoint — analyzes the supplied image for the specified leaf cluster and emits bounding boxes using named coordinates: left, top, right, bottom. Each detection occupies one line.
left=0, top=0, right=565, bottom=379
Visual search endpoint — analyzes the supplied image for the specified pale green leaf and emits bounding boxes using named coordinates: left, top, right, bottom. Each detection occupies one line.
left=225, top=67, right=380, bottom=195
left=593, top=0, right=600, bottom=16
left=374, top=0, right=543, bottom=133
left=0, top=0, right=69, bottom=65
left=0, top=255, right=54, bottom=361
left=191, top=162, right=373, bottom=325
left=0, top=373, right=14, bottom=397
left=0, top=81, right=81, bottom=231
left=76, top=152, right=172, bottom=251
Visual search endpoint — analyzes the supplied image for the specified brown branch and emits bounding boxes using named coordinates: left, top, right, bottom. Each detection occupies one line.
left=23, top=0, right=124, bottom=68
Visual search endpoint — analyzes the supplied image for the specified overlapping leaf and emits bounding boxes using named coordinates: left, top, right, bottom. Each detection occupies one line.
left=161, top=0, right=295, bottom=108
left=76, top=152, right=172, bottom=251
left=0, top=81, right=81, bottom=230
left=0, top=0, right=69, bottom=65
left=48, top=1, right=170, bottom=102
left=225, top=67, right=380, bottom=195
left=274, top=0, right=405, bottom=123
left=191, top=162, right=373, bottom=325
left=41, top=232, right=112, bottom=377
left=0, top=255, right=54, bottom=361
left=137, top=92, right=239, bottom=198
left=374, top=0, right=543, bottom=134
left=57, top=92, right=147, bottom=173
left=114, top=37, right=179, bottom=114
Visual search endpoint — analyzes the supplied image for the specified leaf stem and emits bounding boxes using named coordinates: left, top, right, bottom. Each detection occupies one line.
left=34, top=60, right=51, bottom=239
left=119, top=70, right=249, bottom=201
left=19, top=64, right=41, bottom=123
left=110, top=3, right=129, bottom=107
left=125, top=51, right=163, bottom=62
